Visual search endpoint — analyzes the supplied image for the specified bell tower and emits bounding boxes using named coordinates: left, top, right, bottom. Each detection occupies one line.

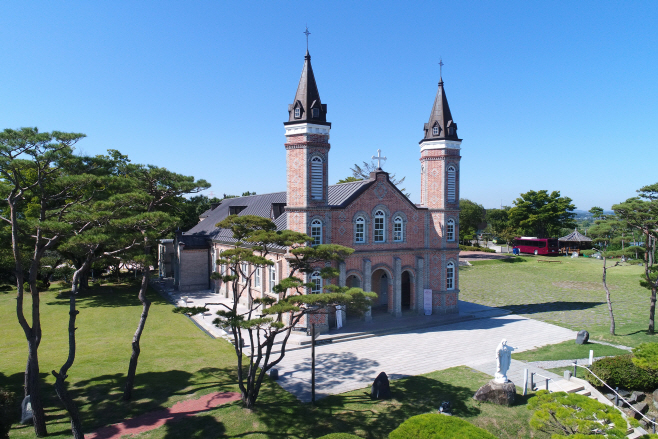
left=284, top=48, right=331, bottom=233
left=419, top=75, right=461, bottom=210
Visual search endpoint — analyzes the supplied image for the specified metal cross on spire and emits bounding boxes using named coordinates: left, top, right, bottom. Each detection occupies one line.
left=439, top=58, right=444, bottom=79
left=304, top=26, right=311, bottom=51
left=372, top=149, right=387, bottom=170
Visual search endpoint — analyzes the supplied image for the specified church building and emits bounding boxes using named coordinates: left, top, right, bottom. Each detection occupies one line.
left=170, top=48, right=462, bottom=331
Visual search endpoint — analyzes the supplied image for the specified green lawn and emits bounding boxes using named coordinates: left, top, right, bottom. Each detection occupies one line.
left=512, top=340, right=629, bottom=362
left=1, top=281, right=547, bottom=439
left=460, top=256, right=655, bottom=347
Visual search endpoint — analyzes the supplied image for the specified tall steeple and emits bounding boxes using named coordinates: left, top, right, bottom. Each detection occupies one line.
left=421, top=78, right=459, bottom=142
left=284, top=45, right=331, bottom=214
left=419, top=72, right=462, bottom=210
left=285, top=50, right=329, bottom=125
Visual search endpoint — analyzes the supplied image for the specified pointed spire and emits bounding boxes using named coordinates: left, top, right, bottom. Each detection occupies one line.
left=421, top=77, right=459, bottom=142
left=286, top=49, right=328, bottom=125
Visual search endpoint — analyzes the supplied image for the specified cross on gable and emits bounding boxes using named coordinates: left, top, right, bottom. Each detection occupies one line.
left=372, top=149, right=387, bottom=169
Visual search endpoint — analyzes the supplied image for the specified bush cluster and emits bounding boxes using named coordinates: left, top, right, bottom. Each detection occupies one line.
left=0, top=389, right=16, bottom=439
left=459, top=245, right=496, bottom=253
left=585, top=354, right=658, bottom=391
left=388, top=413, right=496, bottom=439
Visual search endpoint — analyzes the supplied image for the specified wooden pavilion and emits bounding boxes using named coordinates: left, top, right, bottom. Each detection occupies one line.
left=558, top=229, right=593, bottom=254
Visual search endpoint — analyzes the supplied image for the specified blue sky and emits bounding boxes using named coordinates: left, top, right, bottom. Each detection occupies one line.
left=1, top=1, right=656, bottom=210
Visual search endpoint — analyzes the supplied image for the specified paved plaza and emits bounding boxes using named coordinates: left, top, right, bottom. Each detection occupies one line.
left=152, top=279, right=577, bottom=403
left=274, top=314, right=575, bottom=402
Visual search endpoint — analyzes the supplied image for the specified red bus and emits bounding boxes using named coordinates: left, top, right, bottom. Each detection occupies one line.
left=513, top=237, right=559, bottom=255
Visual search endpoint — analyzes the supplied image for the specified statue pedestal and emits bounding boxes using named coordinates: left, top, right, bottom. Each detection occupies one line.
left=473, top=379, right=516, bottom=406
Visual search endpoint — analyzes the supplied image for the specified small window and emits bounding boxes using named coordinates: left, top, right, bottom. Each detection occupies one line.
left=447, top=166, right=456, bottom=202
left=270, top=266, right=277, bottom=293
left=241, top=263, right=248, bottom=284
left=254, top=267, right=261, bottom=288
left=355, top=216, right=365, bottom=243
left=447, top=219, right=455, bottom=241
left=310, top=156, right=323, bottom=200
left=393, top=216, right=403, bottom=242
left=311, top=271, right=322, bottom=294
left=312, top=108, right=320, bottom=118
left=374, top=210, right=385, bottom=243
left=311, top=219, right=322, bottom=246
left=447, top=262, right=455, bottom=290
left=294, top=107, right=301, bottom=118
left=433, top=125, right=439, bottom=136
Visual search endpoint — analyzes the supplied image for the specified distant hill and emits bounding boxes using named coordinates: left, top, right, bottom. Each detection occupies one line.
left=573, top=209, right=614, bottom=220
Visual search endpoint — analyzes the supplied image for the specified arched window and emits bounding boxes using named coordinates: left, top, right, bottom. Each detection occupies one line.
left=446, top=219, right=455, bottom=241
left=447, top=166, right=456, bottom=202
left=311, top=271, right=322, bottom=294
left=446, top=262, right=455, bottom=290
left=355, top=216, right=365, bottom=243
left=310, top=156, right=323, bottom=200
left=433, top=125, right=439, bottom=136
left=393, top=216, right=403, bottom=242
left=294, top=107, right=301, bottom=118
left=311, top=219, right=322, bottom=246
left=374, top=210, right=386, bottom=242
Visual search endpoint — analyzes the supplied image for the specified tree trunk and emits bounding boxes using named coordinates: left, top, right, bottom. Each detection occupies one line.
left=602, top=257, right=615, bottom=335
left=79, top=271, right=89, bottom=291
left=52, top=264, right=87, bottom=438
left=647, top=232, right=656, bottom=334
left=26, top=339, right=47, bottom=436
left=123, top=269, right=151, bottom=401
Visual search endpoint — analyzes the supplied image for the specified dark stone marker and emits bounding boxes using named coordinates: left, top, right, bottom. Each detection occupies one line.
left=371, top=372, right=391, bottom=400
left=269, top=368, right=279, bottom=380
left=575, top=330, right=589, bottom=345
left=627, top=402, right=649, bottom=419
left=473, top=380, right=516, bottom=406
left=21, top=395, right=33, bottom=425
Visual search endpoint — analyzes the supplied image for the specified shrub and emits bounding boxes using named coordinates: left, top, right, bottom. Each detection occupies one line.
left=0, top=389, right=16, bottom=439
left=388, top=413, right=496, bottom=439
left=527, top=390, right=627, bottom=438
left=316, top=434, right=362, bottom=439
left=585, top=354, right=658, bottom=391
left=632, top=343, right=658, bottom=370
left=459, top=245, right=496, bottom=253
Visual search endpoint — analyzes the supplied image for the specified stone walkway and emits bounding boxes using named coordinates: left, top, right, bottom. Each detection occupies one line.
left=273, top=314, right=576, bottom=402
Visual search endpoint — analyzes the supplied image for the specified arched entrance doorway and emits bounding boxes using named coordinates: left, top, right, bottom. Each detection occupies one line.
left=346, top=275, right=361, bottom=288
left=401, top=271, right=411, bottom=310
left=371, top=269, right=390, bottom=314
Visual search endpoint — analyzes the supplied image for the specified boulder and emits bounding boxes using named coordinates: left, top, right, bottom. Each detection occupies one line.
left=627, top=402, right=649, bottom=420
left=630, top=391, right=645, bottom=403
left=371, top=372, right=391, bottom=400
left=473, top=379, right=516, bottom=406
left=576, top=330, right=589, bottom=345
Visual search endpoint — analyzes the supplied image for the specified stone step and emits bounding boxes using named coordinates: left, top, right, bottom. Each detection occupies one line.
left=547, top=380, right=584, bottom=394
left=576, top=389, right=591, bottom=397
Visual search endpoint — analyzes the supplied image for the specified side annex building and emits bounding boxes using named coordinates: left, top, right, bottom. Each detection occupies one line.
left=167, top=48, right=463, bottom=331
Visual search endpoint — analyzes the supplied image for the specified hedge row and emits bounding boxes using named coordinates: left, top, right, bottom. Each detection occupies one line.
left=459, top=245, right=496, bottom=253
left=585, top=354, right=658, bottom=391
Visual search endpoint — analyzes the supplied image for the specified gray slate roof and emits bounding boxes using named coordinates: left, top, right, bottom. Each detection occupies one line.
left=421, top=79, right=459, bottom=143
left=285, top=51, right=329, bottom=125
left=558, top=229, right=592, bottom=242
left=179, top=179, right=373, bottom=248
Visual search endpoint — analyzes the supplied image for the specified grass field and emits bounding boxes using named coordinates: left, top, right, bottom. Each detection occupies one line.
left=460, top=255, right=656, bottom=347
left=511, top=340, right=629, bottom=362
left=1, top=281, right=548, bottom=439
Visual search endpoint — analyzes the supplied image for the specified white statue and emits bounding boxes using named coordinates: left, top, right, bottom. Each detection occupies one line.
left=494, top=338, right=516, bottom=383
